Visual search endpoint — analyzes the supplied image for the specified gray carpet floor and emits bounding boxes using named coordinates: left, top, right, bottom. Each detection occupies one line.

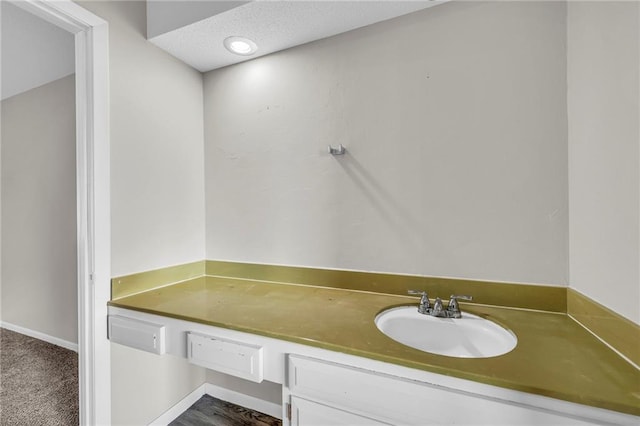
left=0, top=328, right=78, bottom=425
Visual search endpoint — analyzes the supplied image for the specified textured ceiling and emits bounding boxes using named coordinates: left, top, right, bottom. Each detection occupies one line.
left=148, top=0, right=445, bottom=72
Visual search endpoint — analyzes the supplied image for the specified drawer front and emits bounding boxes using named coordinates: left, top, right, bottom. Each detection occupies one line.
left=287, top=355, right=596, bottom=425
left=108, top=315, right=166, bottom=355
left=290, top=396, right=390, bottom=426
left=288, top=355, right=421, bottom=423
left=188, top=332, right=264, bottom=383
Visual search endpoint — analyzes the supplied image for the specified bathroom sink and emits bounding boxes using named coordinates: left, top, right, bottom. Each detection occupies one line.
left=375, top=306, right=517, bottom=358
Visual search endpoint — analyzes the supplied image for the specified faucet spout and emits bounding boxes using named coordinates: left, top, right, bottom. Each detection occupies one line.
left=431, top=297, right=444, bottom=317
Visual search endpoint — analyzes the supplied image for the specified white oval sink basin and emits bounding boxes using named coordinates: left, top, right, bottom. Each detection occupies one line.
left=375, top=306, right=517, bottom=358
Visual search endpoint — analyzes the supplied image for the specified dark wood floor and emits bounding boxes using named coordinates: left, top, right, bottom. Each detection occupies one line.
left=170, top=395, right=282, bottom=426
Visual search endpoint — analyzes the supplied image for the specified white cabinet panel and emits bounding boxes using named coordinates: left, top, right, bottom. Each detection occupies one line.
left=290, top=396, right=390, bottom=426
left=187, top=332, right=264, bottom=383
left=108, top=315, right=166, bottom=355
left=287, top=355, right=598, bottom=426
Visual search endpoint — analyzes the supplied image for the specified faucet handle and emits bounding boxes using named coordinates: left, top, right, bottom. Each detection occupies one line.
left=448, top=294, right=473, bottom=318
left=450, top=294, right=473, bottom=302
left=408, top=290, right=430, bottom=314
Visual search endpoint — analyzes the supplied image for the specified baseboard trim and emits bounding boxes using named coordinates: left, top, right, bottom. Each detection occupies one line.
left=0, top=321, right=78, bottom=352
left=205, top=383, right=283, bottom=420
left=148, top=383, right=207, bottom=426
left=147, top=382, right=282, bottom=425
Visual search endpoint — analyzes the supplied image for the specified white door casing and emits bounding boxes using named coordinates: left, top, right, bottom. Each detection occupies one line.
left=4, top=1, right=110, bottom=424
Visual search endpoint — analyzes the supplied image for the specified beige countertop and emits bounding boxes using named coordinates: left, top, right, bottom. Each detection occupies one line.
left=108, top=276, right=640, bottom=416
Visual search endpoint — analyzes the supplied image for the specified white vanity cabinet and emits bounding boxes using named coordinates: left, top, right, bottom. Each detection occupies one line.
left=283, top=355, right=609, bottom=426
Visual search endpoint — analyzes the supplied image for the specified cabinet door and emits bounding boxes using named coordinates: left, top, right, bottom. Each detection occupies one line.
left=290, top=396, right=390, bottom=426
left=288, top=355, right=600, bottom=425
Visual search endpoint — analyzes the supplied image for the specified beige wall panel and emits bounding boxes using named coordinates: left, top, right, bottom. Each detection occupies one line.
left=79, top=0, right=206, bottom=278
left=1, top=74, right=77, bottom=344
left=110, top=343, right=207, bottom=426
left=204, top=1, right=569, bottom=286
left=567, top=1, right=640, bottom=324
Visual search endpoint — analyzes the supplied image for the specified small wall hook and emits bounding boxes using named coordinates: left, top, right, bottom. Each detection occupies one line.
left=328, top=144, right=346, bottom=155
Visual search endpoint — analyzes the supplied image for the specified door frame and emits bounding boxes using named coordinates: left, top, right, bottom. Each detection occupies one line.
left=5, top=1, right=111, bottom=424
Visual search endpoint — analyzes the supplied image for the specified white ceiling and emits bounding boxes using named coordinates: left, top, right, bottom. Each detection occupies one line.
left=148, top=0, right=445, bottom=72
left=1, top=1, right=75, bottom=101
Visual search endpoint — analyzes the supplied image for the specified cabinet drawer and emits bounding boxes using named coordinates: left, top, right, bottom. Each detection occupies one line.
left=288, top=355, right=421, bottom=423
left=287, top=355, right=595, bottom=425
left=188, top=332, right=264, bottom=383
left=290, top=396, right=390, bottom=426
left=108, top=315, right=165, bottom=355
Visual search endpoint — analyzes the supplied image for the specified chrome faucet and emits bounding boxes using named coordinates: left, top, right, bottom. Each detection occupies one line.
left=407, top=290, right=430, bottom=314
left=408, top=291, right=473, bottom=318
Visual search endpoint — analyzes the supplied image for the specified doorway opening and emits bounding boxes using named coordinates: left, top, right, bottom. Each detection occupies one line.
left=0, top=0, right=109, bottom=424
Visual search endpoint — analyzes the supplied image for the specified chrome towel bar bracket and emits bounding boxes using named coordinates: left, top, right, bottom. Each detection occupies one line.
left=328, top=144, right=346, bottom=155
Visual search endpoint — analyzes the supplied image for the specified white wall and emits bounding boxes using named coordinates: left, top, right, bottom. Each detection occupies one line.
left=204, top=1, right=569, bottom=286
left=206, top=370, right=282, bottom=405
left=0, top=1, right=75, bottom=100
left=79, top=0, right=206, bottom=279
left=1, top=75, right=77, bottom=344
left=111, top=343, right=206, bottom=426
left=567, top=1, right=640, bottom=324
left=76, top=1, right=207, bottom=424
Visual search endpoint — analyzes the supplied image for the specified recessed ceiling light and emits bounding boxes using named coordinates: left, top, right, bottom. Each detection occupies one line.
left=224, top=36, right=257, bottom=56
